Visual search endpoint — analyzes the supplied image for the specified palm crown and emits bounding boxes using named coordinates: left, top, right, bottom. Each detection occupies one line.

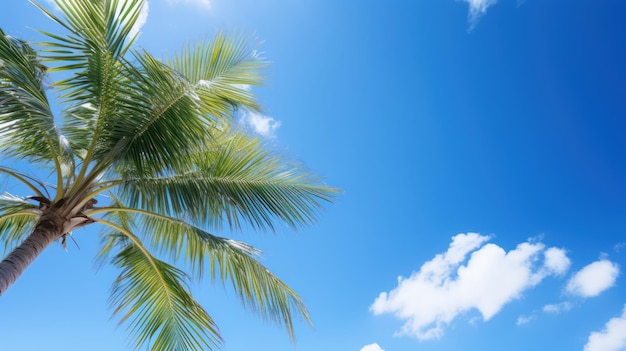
left=0, top=0, right=336, bottom=349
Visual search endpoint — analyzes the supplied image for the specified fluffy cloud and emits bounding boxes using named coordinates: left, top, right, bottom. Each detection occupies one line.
left=360, top=343, right=385, bottom=351
left=370, top=233, right=571, bottom=340
left=584, top=305, right=626, bottom=351
left=239, top=111, right=281, bottom=138
left=166, top=0, right=211, bottom=11
left=566, top=260, right=620, bottom=298
left=543, top=247, right=571, bottom=274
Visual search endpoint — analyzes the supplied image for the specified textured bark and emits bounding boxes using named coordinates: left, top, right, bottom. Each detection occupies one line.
left=0, top=213, right=64, bottom=296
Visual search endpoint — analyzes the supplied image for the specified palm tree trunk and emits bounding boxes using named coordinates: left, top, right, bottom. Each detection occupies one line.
left=0, top=217, right=63, bottom=296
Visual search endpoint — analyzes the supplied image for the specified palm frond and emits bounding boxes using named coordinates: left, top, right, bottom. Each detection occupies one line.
left=101, top=51, right=208, bottom=176
left=0, top=28, right=67, bottom=175
left=98, top=219, right=221, bottom=351
left=0, top=192, right=39, bottom=212
left=32, top=0, right=144, bottom=175
left=168, top=33, right=267, bottom=118
left=57, top=57, right=129, bottom=162
left=91, top=206, right=312, bottom=341
left=95, top=195, right=134, bottom=267
left=138, top=213, right=313, bottom=342
left=0, top=193, right=39, bottom=254
left=104, top=33, right=269, bottom=177
left=33, top=0, right=143, bottom=66
left=0, top=166, right=49, bottom=198
left=119, top=131, right=338, bottom=231
left=1, top=3, right=338, bottom=349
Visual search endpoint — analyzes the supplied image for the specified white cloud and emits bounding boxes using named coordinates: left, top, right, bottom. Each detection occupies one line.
left=566, top=260, right=619, bottom=298
left=128, top=0, right=149, bottom=39
left=543, top=247, right=571, bottom=275
left=166, top=0, right=211, bottom=11
left=463, top=0, right=499, bottom=28
left=542, top=302, right=572, bottom=314
left=360, top=343, right=385, bottom=351
left=516, top=315, right=535, bottom=326
left=370, top=233, right=570, bottom=340
left=239, top=111, right=281, bottom=138
left=584, top=305, right=626, bottom=351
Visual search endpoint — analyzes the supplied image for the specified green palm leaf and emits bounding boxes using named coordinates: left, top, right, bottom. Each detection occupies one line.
left=104, top=51, right=208, bottom=176
left=0, top=193, right=39, bottom=253
left=0, top=166, right=49, bottom=198
left=106, top=30, right=270, bottom=177
left=101, top=220, right=221, bottom=351
left=140, top=215, right=313, bottom=341
left=33, top=0, right=142, bottom=65
left=119, top=130, right=337, bottom=231
left=1, top=1, right=337, bottom=350
left=91, top=205, right=312, bottom=340
left=169, top=33, right=266, bottom=118
left=33, top=0, right=143, bottom=170
left=0, top=28, right=67, bottom=175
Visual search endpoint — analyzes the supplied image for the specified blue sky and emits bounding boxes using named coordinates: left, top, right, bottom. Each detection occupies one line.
left=1, top=0, right=626, bottom=350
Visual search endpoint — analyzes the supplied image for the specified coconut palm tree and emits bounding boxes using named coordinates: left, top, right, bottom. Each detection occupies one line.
left=0, top=0, right=336, bottom=349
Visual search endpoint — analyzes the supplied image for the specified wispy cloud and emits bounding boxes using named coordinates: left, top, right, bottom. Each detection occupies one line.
left=360, top=343, right=386, bottom=351
left=239, top=111, right=281, bottom=138
left=516, top=315, right=535, bottom=326
left=461, top=0, right=527, bottom=29
left=462, top=0, right=499, bottom=28
left=516, top=301, right=572, bottom=326
left=166, top=0, right=211, bottom=11
left=370, top=233, right=570, bottom=340
left=584, top=305, right=626, bottom=351
left=542, top=302, right=572, bottom=314
left=566, top=259, right=620, bottom=298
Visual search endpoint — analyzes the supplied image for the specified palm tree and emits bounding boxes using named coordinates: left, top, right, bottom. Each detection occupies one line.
left=0, top=0, right=336, bottom=349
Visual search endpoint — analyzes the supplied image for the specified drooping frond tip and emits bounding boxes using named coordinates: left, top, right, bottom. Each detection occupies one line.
left=99, top=219, right=222, bottom=351
left=93, top=206, right=315, bottom=343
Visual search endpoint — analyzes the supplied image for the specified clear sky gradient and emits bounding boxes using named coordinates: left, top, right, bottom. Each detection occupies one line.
left=1, top=1, right=626, bottom=350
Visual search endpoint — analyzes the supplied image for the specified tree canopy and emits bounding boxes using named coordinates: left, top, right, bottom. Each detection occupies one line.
left=0, top=0, right=337, bottom=349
